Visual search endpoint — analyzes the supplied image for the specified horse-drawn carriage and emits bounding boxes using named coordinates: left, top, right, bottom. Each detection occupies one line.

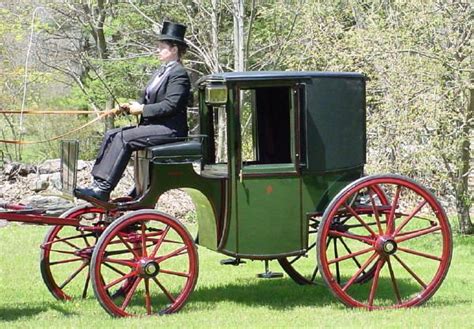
left=0, top=71, right=452, bottom=316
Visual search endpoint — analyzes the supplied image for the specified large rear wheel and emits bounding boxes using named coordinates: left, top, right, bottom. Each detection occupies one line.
left=317, top=175, right=452, bottom=309
left=279, top=185, right=387, bottom=285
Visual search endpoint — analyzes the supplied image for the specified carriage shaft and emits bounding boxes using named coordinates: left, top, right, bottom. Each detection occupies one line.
left=0, top=212, right=79, bottom=227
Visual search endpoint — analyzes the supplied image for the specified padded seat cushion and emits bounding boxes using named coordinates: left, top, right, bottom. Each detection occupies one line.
left=149, top=140, right=202, bottom=158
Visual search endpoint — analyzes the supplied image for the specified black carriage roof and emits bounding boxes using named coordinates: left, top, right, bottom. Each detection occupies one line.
left=197, top=71, right=365, bottom=84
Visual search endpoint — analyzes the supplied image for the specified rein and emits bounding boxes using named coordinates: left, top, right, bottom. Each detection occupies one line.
left=0, top=108, right=123, bottom=145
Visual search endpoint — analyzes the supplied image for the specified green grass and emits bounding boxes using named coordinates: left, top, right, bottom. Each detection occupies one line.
left=0, top=222, right=473, bottom=328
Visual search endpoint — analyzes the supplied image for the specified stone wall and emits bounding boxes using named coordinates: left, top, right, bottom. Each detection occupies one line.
left=0, top=159, right=195, bottom=223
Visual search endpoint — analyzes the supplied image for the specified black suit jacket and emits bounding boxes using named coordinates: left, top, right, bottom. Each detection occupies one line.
left=138, top=62, right=190, bottom=137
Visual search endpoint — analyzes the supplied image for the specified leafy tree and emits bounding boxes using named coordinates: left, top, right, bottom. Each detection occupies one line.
left=0, top=0, right=471, bottom=233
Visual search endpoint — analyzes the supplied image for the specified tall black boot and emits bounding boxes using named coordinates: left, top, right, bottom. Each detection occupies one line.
left=74, top=178, right=112, bottom=202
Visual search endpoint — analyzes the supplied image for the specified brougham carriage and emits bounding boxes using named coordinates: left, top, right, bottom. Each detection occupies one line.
left=0, top=71, right=452, bottom=316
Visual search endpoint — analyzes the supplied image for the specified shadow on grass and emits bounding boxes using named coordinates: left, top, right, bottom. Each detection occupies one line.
left=184, top=276, right=458, bottom=312
left=428, top=298, right=473, bottom=307
left=186, top=278, right=336, bottom=311
left=0, top=302, right=77, bottom=322
left=0, top=278, right=462, bottom=318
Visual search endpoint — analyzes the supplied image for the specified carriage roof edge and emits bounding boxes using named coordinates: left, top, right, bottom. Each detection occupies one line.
left=196, top=71, right=366, bottom=85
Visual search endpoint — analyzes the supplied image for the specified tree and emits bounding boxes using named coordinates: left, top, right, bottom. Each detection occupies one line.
left=271, top=0, right=472, bottom=233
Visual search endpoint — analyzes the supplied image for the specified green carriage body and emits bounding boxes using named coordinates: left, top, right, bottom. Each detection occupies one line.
left=0, top=71, right=453, bottom=315
left=137, top=71, right=366, bottom=259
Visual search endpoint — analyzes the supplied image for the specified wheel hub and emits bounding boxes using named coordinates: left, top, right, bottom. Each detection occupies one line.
left=75, top=247, right=94, bottom=259
left=375, top=236, right=397, bottom=255
left=138, top=259, right=160, bottom=278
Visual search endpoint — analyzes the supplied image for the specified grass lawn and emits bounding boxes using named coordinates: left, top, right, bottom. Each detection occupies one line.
left=0, top=221, right=472, bottom=328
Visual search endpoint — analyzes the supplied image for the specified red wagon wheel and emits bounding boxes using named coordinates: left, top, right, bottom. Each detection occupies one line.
left=279, top=185, right=388, bottom=285
left=317, top=175, right=452, bottom=309
left=90, top=210, right=198, bottom=317
left=40, top=205, right=108, bottom=300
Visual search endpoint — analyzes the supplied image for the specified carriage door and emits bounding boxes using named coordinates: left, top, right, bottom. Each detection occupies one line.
left=236, top=85, right=303, bottom=256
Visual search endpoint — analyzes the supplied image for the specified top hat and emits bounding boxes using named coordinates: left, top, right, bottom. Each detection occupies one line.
left=157, top=21, right=187, bottom=47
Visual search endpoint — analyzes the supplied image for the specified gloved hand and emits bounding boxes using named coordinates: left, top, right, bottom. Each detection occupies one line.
left=117, top=103, right=130, bottom=115
left=129, top=101, right=144, bottom=115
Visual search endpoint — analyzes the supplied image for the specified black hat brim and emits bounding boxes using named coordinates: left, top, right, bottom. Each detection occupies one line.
left=157, top=35, right=188, bottom=47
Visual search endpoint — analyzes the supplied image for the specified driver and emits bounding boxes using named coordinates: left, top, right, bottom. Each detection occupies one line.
left=74, top=21, right=190, bottom=203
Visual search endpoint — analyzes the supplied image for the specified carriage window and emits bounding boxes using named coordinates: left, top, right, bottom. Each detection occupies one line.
left=241, top=90, right=257, bottom=162
left=212, top=105, right=227, bottom=164
left=240, top=86, right=292, bottom=165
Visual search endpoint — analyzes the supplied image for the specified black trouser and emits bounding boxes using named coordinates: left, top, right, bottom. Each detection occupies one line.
left=91, top=125, right=176, bottom=189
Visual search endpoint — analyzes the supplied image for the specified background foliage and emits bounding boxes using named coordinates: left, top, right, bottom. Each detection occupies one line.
left=0, top=0, right=471, bottom=232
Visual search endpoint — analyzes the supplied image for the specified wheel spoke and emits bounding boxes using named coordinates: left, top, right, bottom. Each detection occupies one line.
left=156, top=246, right=188, bottom=263
left=290, top=241, right=316, bottom=265
left=51, top=234, right=88, bottom=250
left=386, top=186, right=401, bottom=234
left=393, top=200, right=427, bottom=235
left=345, top=220, right=388, bottom=229
left=344, top=205, right=377, bottom=237
left=49, top=249, right=79, bottom=256
left=338, top=237, right=364, bottom=270
left=152, top=277, right=176, bottom=303
left=160, top=269, right=190, bottom=278
left=337, top=214, right=352, bottom=225
left=393, top=254, right=427, bottom=288
left=328, top=246, right=375, bottom=265
left=289, top=254, right=303, bottom=265
left=104, top=270, right=138, bottom=290
left=144, top=279, right=152, bottom=315
left=334, top=238, right=341, bottom=284
left=81, top=232, right=92, bottom=248
left=103, top=262, right=128, bottom=276
left=120, top=277, right=142, bottom=311
left=329, top=230, right=374, bottom=245
left=104, top=248, right=142, bottom=257
left=397, top=246, right=442, bottom=261
left=103, top=257, right=136, bottom=268
left=368, top=187, right=384, bottom=235
left=150, top=225, right=171, bottom=258
left=396, top=226, right=437, bottom=237
left=342, top=253, right=378, bottom=292
left=311, top=237, right=333, bottom=281
left=310, top=265, right=319, bottom=282
left=141, top=222, right=148, bottom=257
left=118, top=235, right=140, bottom=259
left=49, top=232, right=96, bottom=247
left=50, top=257, right=84, bottom=265
left=82, top=271, right=90, bottom=299
left=395, top=226, right=441, bottom=243
left=56, top=238, right=82, bottom=251
left=368, top=258, right=385, bottom=308
left=386, top=257, right=401, bottom=304
left=59, top=261, right=88, bottom=289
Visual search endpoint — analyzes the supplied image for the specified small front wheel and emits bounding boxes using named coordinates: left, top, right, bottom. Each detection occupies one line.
left=40, top=205, right=108, bottom=300
left=317, top=175, right=452, bottom=309
left=90, top=210, right=198, bottom=317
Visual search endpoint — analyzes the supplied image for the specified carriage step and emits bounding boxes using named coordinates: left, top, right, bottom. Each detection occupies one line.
left=220, top=258, right=246, bottom=266
left=257, top=260, right=283, bottom=279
